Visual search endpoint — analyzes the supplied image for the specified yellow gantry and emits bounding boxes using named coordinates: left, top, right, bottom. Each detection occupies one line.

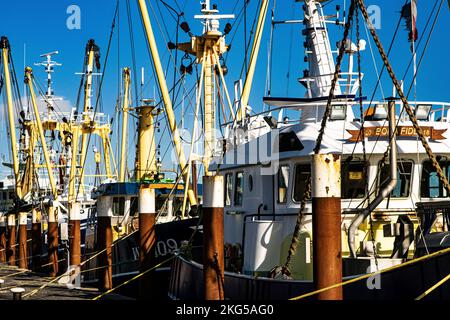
left=25, top=67, right=58, bottom=199
left=1, top=37, right=22, bottom=198
left=137, top=0, right=197, bottom=206
left=79, top=40, right=97, bottom=192
left=239, top=0, right=269, bottom=120
left=119, top=68, right=131, bottom=182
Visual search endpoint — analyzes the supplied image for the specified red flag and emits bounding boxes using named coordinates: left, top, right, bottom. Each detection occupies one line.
left=411, top=0, right=418, bottom=42
left=401, top=1, right=418, bottom=43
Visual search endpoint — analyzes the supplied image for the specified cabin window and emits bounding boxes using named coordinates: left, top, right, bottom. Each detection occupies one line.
left=225, top=173, right=233, bottom=206
left=234, top=172, right=244, bottom=206
left=278, top=165, right=290, bottom=204
left=293, top=164, right=311, bottom=202
left=279, top=131, right=304, bottom=152
left=2, top=193, right=6, bottom=201
left=379, top=161, right=413, bottom=198
left=112, top=197, right=125, bottom=216
left=130, top=197, right=138, bottom=216
left=248, top=175, right=253, bottom=192
left=421, top=161, right=449, bottom=198
left=342, top=161, right=368, bottom=199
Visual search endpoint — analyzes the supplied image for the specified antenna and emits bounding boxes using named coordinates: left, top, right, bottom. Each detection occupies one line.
left=34, top=51, right=63, bottom=113
left=194, top=1, right=235, bottom=34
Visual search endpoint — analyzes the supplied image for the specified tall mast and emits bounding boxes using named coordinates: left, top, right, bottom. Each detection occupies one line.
left=78, top=39, right=100, bottom=190
left=24, top=67, right=58, bottom=199
left=239, top=0, right=270, bottom=121
left=34, top=51, right=62, bottom=117
left=137, top=0, right=197, bottom=206
left=1, top=37, right=22, bottom=198
left=176, top=1, right=234, bottom=174
left=119, top=68, right=131, bottom=182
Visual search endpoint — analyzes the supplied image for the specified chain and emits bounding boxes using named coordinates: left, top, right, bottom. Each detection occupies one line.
left=356, top=0, right=450, bottom=195
left=283, top=176, right=311, bottom=273
left=275, top=1, right=357, bottom=277
left=355, top=3, right=378, bottom=265
left=313, top=1, right=356, bottom=155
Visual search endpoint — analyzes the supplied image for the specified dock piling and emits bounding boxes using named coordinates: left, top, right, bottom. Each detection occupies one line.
left=312, top=154, right=343, bottom=300
left=18, top=212, right=28, bottom=269
left=31, top=208, right=42, bottom=270
left=202, top=175, right=225, bottom=300
left=97, top=196, right=113, bottom=291
left=7, top=214, right=16, bottom=266
left=138, top=185, right=156, bottom=299
left=47, top=206, right=59, bottom=277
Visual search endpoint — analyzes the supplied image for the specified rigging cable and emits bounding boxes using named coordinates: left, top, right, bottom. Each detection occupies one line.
left=75, top=0, right=119, bottom=200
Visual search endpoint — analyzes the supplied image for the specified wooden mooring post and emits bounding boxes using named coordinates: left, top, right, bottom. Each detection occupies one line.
left=312, top=154, right=343, bottom=300
left=203, top=175, right=225, bottom=300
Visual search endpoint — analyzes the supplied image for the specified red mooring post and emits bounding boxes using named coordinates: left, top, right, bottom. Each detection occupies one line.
left=69, top=202, right=81, bottom=285
left=138, top=185, right=156, bottom=299
left=0, top=215, right=7, bottom=263
left=47, top=206, right=59, bottom=277
left=97, top=196, right=113, bottom=291
left=31, top=208, right=42, bottom=270
left=312, top=154, right=343, bottom=300
left=18, top=212, right=28, bottom=269
left=203, top=175, right=225, bottom=300
left=7, top=214, right=16, bottom=266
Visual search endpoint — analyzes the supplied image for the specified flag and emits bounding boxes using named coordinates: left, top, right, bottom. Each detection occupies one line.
left=401, top=0, right=418, bottom=43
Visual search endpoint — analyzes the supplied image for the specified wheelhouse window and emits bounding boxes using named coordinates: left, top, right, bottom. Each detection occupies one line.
left=293, top=164, right=311, bottom=202
left=225, top=173, right=233, bottom=206
left=130, top=197, right=138, bottom=216
left=278, top=165, right=290, bottom=204
left=421, top=160, right=449, bottom=198
left=379, top=161, right=413, bottom=198
left=234, top=172, right=244, bottom=206
left=112, top=197, right=125, bottom=216
left=342, top=161, right=368, bottom=199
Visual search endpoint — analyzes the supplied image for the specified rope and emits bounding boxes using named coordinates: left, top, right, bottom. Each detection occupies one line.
left=290, top=246, right=450, bottom=300
left=278, top=0, right=356, bottom=276
left=356, top=0, right=450, bottom=197
left=355, top=2, right=378, bottom=268
left=415, top=272, right=450, bottom=300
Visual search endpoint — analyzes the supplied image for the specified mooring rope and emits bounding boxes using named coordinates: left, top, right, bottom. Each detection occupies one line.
left=289, top=246, right=450, bottom=300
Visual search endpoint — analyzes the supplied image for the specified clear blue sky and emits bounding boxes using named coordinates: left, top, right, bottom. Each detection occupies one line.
left=1, top=0, right=449, bottom=178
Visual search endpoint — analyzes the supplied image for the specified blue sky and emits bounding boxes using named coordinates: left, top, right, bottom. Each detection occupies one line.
left=0, top=0, right=449, bottom=179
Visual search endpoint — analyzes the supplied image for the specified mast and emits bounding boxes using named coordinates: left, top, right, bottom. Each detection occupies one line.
left=25, top=67, right=58, bottom=198
left=136, top=100, right=159, bottom=181
left=1, top=37, right=22, bottom=198
left=119, top=68, right=131, bottom=182
left=176, top=0, right=234, bottom=174
left=239, top=0, right=270, bottom=121
left=137, top=0, right=197, bottom=206
left=78, top=39, right=98, bottom=190
left=34, top=51, right=62, bottom=117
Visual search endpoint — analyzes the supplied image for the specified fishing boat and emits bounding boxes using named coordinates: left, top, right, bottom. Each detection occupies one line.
left=166, top=0, right=450, bottom=300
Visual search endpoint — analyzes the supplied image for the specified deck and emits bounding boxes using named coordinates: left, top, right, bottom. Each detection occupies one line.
left=0, top=264, right=133, bottom=300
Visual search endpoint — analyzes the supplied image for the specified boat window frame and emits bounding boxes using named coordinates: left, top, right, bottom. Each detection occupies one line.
left=420, top=159, right=449, bottom=198
left=378, top=159, right=414, bottom=199
left=234, top=171, right=244, bottom=207
left=112, top=196, right=126, bottom=216
left=341, top=159, right=370, bottom=200
left=292, top=163, right=312, bottom=203
left=224, top=172, right=233, bottom=207
left=277, top=164, right=291, bottom=204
